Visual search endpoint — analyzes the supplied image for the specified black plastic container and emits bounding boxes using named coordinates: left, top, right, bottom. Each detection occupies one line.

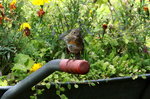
left=0, top=74, right=150, bottom=99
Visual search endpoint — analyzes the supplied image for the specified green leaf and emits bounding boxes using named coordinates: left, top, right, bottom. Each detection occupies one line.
left=37, top=89, right=44, bottom=95
left=11, top=64, right=27, bottom=72
left=60, top=87, right=65, bottom=92
left=123, top=35, right=129, bottom=44
left=96, top=0, right=108, bottom=6
left=141, top=75, right=147, bottom=79
left=74, top=84, right=79, bottom=88
left=31, top=86, right=36, bottom=91
left=132, top=75, right=138, bottom=80
left=60, top=94, right=68, bottom=99
left=25, top=59, right=35, bottom=69
left=61, top=52, right=66, bottom=59
left=0, top=80, right=8, bottom=86
left=54, top=51, right=62, bottom=58
left=109, top=51, right=116, bottom=59
left=14, top=54, right=30, bottom=64
left=14, top=54, right=34, bottom=69
left=67, top=84, right=71, bottom=90
left=90, top=82, right=96, bottom=86
left=112, top=56, right=119, bottom=65
left=46, top=83, right=51, bottom=89
left=145, top=66, right=150, bottom=70
left=143, top=59, right=150, bottom=66
left=102, top=62, right=110, bottom=70
left=54, top=75, right=59, bottom=79
left=56, top=90, right=60, bottom=95
left=121, top=54, right=128, bottom=61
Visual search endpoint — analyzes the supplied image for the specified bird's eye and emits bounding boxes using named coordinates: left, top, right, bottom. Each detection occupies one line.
left=73, top=32, right=76, bottom=34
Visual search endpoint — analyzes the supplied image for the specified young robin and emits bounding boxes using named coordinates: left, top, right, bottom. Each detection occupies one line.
left=64, top=28, right=84, bottom=59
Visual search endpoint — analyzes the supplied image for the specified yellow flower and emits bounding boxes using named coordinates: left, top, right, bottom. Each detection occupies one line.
left=31, top=0, right=50, bottom=5
left=89, top=10, right=92, bottom=14
left=10, top=0, right=17, bottom=5
left=20, top=22, right=31, bottom=31
left=30, top=63, right=42, bottom=73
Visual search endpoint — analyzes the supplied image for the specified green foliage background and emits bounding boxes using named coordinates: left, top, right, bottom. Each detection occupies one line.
left=0, top=0, right=150, bottom=87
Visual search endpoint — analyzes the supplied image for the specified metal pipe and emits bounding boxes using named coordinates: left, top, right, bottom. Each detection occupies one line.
left=1, top=59, right=90, bottom=99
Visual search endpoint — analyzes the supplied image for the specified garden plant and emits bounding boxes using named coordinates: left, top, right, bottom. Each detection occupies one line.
left=0, top=0, right=150, bottom=98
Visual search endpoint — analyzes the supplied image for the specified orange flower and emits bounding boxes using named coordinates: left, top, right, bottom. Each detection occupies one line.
left=102, top=24, right=108, bottom=30
left=10, top=3, right=16, bottom=10
left=37, top=8, right=45, bottom=17
left=143, top=6, right=149, bottom=11
left=9, top=0, right=17, bottom=10
left=0, top=3, right=4, bottom=8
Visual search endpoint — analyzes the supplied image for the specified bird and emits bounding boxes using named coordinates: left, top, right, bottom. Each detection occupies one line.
left=64, top=28, right=84, bottom=59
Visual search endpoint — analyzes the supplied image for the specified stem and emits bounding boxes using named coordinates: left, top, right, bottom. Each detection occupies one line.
left=107, top=0, right=117, bottom=23
left=56, top=4, right=65, bottom=32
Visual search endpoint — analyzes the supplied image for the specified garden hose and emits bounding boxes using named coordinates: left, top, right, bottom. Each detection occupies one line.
left=1, top=59, right=90, bottom=99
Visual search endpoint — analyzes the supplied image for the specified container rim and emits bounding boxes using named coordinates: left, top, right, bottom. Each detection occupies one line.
left=0, top=73, right=150, bottom=89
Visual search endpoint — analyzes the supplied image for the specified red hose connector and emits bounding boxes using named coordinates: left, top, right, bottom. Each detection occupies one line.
left=59, top=59, right=90, bottom=74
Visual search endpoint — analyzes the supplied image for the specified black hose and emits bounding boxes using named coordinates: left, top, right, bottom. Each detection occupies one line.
left=1, top=59, right=61, bottom=99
